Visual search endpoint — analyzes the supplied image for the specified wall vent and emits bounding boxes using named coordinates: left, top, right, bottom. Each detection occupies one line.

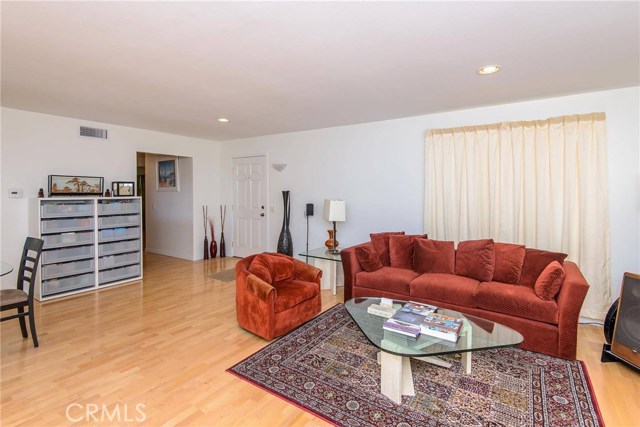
left=79, top=126, right=108, bottom=140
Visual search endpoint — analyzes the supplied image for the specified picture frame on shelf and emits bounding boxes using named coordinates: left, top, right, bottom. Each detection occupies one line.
left=111, top=181, right=135, bottom=197
left=156, top=156, right=179, bottom=192
left=48, top=175, right=104, bottom=197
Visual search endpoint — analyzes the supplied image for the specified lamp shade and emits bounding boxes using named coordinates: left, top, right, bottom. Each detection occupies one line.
left=324, top=199, right=346, bottom=222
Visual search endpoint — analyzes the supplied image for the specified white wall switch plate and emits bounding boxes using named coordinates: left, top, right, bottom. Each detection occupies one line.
left=8, top=188, right=23, bottom=198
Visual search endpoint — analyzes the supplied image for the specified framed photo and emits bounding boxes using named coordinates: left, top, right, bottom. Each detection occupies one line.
left=157, top=157, right=179, bottom=191
left=48, top=175, right=104, bottom=197
left=111, top=181, right=135, bottom=197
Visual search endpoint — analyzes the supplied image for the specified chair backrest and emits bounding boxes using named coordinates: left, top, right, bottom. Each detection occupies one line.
left=17, top=237, right=44, bottom=298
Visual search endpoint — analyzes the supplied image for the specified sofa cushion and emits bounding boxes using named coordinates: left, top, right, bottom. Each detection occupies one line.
left=455, top=239, right=495, bottom=282
left=389, top=234, right=427, bottom=269
left=272, top=279, right=320, bottom=313
left=248, top=254, right=295, bottom=284
left=413, top=239, right=455, bottom=274
left=355, top=245, right=383, bottom=272
left=410, top=273, right=480, bottom=307
left=370, top=231, right=405, bottom=266
left=356, top=266, right=419, bottom=295
left=476, top=281, right=559, bottom=324
left=520, top=249, right=568, bottom=288
left=493, top=243, right=526, bottom=284
left=534, top=261, right=566, bottom=300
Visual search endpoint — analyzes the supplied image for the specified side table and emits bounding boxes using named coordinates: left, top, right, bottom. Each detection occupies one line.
left=299, top=248, right=342, bottom=295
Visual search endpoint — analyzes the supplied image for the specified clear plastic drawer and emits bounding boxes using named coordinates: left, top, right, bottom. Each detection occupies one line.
left=42, top=231, right=95, bottom=249
left=99, top=251, right=140, bottom=270
left=98, top=227, right=141, bottom=243
left=98, top=239, right=141, bottom=256
left=42, top=245, right=94, bottom=265
left=42, top=217, right=94, bottom=234
left=41, top=202, right=94, bottom=218
left=98, top=199, right=140, bottom=215
left=98, top=214, right=140, bottom=229
left=42, top=259, right=95, bottom=280
left=43, top=273, right=95, bottom=296
left=99, top=264, right=141, bottom=285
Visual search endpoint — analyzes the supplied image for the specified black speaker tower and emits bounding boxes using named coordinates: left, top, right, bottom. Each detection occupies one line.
left=601, top=272, right=640, bottom=372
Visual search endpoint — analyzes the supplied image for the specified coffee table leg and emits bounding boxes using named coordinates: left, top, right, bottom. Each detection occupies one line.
left=461, top=351, right=471, bottom=374
left=380, top=351, right=414, bottom=404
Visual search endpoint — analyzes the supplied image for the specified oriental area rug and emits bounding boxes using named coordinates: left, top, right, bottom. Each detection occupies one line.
left=228, top=304, right=604, bottom=427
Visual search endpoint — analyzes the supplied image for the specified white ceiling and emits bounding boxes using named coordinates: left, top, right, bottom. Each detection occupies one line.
left=2, top=1, right=638, bottom=141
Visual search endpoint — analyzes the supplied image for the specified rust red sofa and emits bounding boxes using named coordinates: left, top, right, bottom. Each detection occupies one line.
left=236, top=253, right=322, bottom=340
left=341, top=232, right=589, bottom=359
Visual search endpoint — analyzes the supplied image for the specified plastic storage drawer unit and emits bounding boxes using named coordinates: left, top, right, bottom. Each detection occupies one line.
left=41, top=245, right=94, bottom=265
left=98, top=227, right=141, bottom=243
left=99, top=264, right=141, bottom=285
left=43, top=273, right=95, bottom=296
left=98, top=214, right=140, bottom=229
left=41, top=202, right=94, bottom=218
left=98, top=200, right=141, bottom=215
left=98, top=239, right=141, bottom=256
left=42, top=217, right=94, bottom=233
left=99, top=252, right=141, bottom=270
left=42, top=259, right=95, bottom=280
left=42, top=231, right=95, bottom=249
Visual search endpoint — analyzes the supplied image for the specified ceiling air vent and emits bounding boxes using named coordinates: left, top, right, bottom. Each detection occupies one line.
left=79, top=126, right=108, bottom=140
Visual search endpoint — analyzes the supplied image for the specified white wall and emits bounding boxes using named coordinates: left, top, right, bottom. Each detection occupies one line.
left=0, top=108, right=221, bottom=289
left=220, top=86, right=640, bottom=302
left=144, top=155, right=194, bottom=260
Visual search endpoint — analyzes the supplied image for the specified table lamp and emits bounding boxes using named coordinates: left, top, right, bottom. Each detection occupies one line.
left=324, top=199, right=346, bottom=254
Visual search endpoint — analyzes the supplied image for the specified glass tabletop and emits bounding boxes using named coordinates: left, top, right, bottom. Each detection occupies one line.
left=345, top=297, right=523, bottom=358
left=298, top=247, right=342, bottom=262
left=1, top=261, right=14, bottom=277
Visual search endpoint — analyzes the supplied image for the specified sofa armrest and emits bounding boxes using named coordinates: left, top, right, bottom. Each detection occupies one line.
left=292, top=259, right=322, bottom=284
left=340, top=242, right=372, bottom=301
left=246, top=274, right=276, bottom=301
left=555, top=261, right=589, bottom=359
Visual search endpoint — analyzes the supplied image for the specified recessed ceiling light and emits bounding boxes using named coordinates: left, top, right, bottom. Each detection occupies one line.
left=477, top=65, right=502, bottom=75
left=217, top=118, right=229, bottom=123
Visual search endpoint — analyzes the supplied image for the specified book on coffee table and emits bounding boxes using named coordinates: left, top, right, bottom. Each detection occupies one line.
left=383, top=318, right=421, bottom=338
left=403, top=301, right=437, bottom=316
left=420, top=312, right=464, bottom=342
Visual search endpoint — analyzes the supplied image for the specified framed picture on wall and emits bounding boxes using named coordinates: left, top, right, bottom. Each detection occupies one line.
left=48, top=175, right=104, bottom=196
left=157, top=157, right=179, bottom=191
left=112, top=181, right=135, bottom=197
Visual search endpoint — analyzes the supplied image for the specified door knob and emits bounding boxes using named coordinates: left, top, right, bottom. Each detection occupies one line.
left=260, top=213, right=265, bottom=217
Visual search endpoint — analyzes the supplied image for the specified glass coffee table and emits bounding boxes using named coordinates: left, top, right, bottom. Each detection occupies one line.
left=345, top=297, right=524, bottom=404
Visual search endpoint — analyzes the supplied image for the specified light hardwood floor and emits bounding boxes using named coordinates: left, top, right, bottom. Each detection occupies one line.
left=1, top=253, right=638, bottom=426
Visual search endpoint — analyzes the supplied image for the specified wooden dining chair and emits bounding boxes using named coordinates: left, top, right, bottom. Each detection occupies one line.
left=0, top=237, right=44, bottom=347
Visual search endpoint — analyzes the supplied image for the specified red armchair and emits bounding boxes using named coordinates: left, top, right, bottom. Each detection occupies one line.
left=235, top=253, right=322, bottom=340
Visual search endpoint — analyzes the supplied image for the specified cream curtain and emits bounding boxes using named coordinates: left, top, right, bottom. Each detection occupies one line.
left=424, top=113, right=610, bottom=320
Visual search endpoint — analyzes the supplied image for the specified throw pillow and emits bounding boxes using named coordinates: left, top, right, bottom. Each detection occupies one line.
left=493, top=242, right=526, bottom=284
left=370, top=231, right=405, bottom=266
left=455, top=239, right=495, bottom=282
left=389, top=235, right=422, bottom=269
left=269, top=255, right=295, bottom=282
left=534, top=261, right=566, bottom=300
left=413, top=239, right=455, bottom=274
left=520, top=248, right=568, bottom=287
left=248, top=254, right=273, bottom=284
left=355, top=245, right=384, bottom=272
left=248, top=253, right=295, bottom=284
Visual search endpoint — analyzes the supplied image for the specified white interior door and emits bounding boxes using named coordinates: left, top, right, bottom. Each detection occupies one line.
left=232, top=156, right=267, bottom=257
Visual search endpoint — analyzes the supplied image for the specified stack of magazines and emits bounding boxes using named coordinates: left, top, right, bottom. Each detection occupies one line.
left=383, top=302, right=463, bottom=342
left=420, top=312, right=463, bottom=342
left=382, top=302, right=437, bottom=339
